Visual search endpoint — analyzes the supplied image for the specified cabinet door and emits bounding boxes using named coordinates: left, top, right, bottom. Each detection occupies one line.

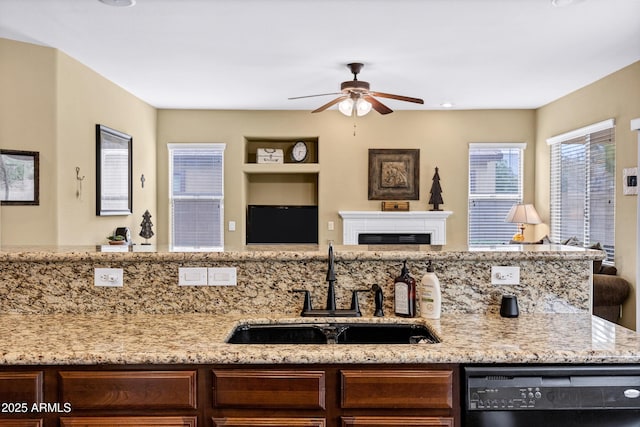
left=342, top=417, right=453, bottom=427
left=341, top=370, right=453, bottom=409
left=212, top=418, right=325, bottom=427
left=212, top=369, right=325, bottom=409
left=59, top=371, right=197, bottom=409
left=60, top=416, right=197, bottom=426
left=0, top=421, right=42, bottom=427
left=0, top=371, right=43, bottom=404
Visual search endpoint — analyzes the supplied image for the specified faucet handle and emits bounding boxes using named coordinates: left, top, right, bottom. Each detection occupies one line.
left=371, top=284, right=384, bottom=317
left=349, top=289, right=370, bottom=316
left=293, top=289, right=313, bottom=314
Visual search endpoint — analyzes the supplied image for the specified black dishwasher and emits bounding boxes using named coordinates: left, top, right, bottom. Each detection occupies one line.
left=464, top=365, right=640, bottom=427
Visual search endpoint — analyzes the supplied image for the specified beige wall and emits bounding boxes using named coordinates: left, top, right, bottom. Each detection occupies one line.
left=157, top=109, right=537, bottom=248
left=0, top=38, right=58, bottom=244
left=56, top=52, right=157, bottom=245
left=0, top=38, right=157, bottom=246
left=535, top=61, right=640, bottom=330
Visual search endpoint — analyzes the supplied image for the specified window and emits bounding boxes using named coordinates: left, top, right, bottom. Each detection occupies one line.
left=168, top=143, right=225, bottom=251
left=548, top=119, right=615, bottom=262
left=468, top=143, right=525, bottom=245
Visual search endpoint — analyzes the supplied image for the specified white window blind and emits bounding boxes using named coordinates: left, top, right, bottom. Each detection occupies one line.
left=468, top=143, right=524, bottom=245
left=168, top=143, right=225, bottom=251
left=549, top=121, right=615, bottom=262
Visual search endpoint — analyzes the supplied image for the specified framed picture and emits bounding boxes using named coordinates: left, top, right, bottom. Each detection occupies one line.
left=96, top=124, right=132, bottom=216
left=368, top=148, right=420, bottom=200
left=0, top=150, right=39, bottom=205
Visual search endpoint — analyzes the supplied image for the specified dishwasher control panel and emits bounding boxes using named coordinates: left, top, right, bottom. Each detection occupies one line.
left=466, top=367, right=640, bottom=411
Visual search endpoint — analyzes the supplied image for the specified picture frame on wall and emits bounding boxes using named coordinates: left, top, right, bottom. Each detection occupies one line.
left=96, top=124, right=133, bottom=216
left=368, top=148, right=420, bottom=200
left=0, top=149, right=40, bottom=205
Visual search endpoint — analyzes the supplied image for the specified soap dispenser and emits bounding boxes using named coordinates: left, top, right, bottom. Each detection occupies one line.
left=420, top=260, right=441, bottom=319
left=394, top=260, right=416, bottom=318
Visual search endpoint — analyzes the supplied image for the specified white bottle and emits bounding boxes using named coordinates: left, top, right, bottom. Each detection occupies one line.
left=420, top=261, right=441, bottom=319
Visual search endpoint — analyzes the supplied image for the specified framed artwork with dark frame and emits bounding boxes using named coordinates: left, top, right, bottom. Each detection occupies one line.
left=96, top=124, right=133, bottom=216
left=368, top=148, right=420, bottom=200
left=0, top=149, right=39, bottom=205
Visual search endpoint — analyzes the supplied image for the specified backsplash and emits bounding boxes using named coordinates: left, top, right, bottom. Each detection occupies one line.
left=0, top=246, right=598, bottom=316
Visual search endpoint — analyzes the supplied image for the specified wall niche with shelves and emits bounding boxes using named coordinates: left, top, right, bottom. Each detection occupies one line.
left=244, top=137, right=319, bottom=164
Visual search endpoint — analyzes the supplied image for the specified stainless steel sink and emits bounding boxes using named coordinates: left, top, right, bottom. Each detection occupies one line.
left=227, top=322, right=440, bottom=345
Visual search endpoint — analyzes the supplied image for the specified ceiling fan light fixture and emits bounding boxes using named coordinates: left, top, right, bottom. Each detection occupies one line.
left=338, top=98, right=354, bottom=116
left=98, top=0, right=136, bottom=7
left=355, top=98, right=372, bottom=116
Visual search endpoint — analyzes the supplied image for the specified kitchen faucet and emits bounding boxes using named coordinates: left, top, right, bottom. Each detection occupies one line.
left=294, top=244, right=367, bottom=317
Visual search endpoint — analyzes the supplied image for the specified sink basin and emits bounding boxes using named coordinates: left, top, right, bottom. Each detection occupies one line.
left=227, top=322, right=440, bottom=345
left=226, top=324, right=328, bottom=344
left=335, top=323, right=438, bottom=344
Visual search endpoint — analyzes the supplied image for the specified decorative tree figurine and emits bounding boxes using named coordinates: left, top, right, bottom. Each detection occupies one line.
left=139, top=210, right=154, bottom=245
left=428, top=167, right=444, bottom=211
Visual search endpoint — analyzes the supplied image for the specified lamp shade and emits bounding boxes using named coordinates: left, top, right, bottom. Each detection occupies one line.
left=505, top=204, right=542, bottom=225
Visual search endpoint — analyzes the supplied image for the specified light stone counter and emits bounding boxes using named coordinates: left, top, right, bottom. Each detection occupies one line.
left=0, top=313, right=637, bottom=366
left=0, top=244, right=603, bottom=317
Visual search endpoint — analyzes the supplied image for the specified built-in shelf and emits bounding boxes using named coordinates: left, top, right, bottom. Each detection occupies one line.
left=244, top=137, right=319, bottom=164
left=243, top=163, right=321, bottom=174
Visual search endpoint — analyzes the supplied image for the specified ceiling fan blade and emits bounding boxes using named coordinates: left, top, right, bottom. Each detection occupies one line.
left=364, top=95, right=393, bottom=115
left=370, top=91, right=424, bottom=104
left=288, top=92, right=342, bottom=100
left=312, top=96, right=348, bottom=113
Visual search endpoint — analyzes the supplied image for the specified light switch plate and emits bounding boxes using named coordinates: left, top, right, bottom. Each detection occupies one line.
left=178, top=267, right=208, bottom=286
left=94, top=268, right=124, bottom=287
left=208, top=267, right=237, bottom=286
left=491, top=266, right=520, bottom=285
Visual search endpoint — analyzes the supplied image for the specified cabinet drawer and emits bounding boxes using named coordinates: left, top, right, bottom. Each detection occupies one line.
left=212, top=418, right=325, bottom=427
left=342, top=417, right=453, bottom=427
left=59, top=371, right=197, bottom=410
left=212, top=369, right=325, bottom=409
left=341, top=370, right=452, bottom=409
left=0, top=421, right=42, bottom=427
left=0, top=371, right=43, bottom=404
left=60, top=416, right=197, bottom=426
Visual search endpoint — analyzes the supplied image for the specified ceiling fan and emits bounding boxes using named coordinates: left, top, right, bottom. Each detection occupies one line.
left=289, top=63, right=424, bottom=116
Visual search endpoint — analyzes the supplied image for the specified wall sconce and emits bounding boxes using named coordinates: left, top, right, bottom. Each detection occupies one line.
left=505, top=203, right=542, bottom=242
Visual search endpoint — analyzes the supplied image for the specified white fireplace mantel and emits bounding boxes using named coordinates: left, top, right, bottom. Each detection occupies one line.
left=339, top=211, right=453, bottom=245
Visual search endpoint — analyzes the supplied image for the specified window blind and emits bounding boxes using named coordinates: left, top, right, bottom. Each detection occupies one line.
left=549, top=124, right=615, bottom=262
left=168, top=143, right=225, bottom=251
left=468, top=143, right=524, bottom=245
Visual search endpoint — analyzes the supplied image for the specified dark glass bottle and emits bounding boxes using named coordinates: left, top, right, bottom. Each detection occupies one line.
left=394, top=260, right=416, bottom=317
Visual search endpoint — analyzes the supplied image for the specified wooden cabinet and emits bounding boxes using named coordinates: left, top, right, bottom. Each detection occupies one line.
left=0, top=364, right=459, bottom=427
left=212, top=418, right=325, bottom=427
left=212, top=369, right=325, bottom=409
left=59, top=370, right=197, bottom=410
left=210, top=365, right=457, bottom=427
left=340, top=369, right=453, bottom=409
left=0, top=421, right=42, bottom=427
left=341, top=416, right=453, bottom=427
left=60, top=416, right=197, bottom=426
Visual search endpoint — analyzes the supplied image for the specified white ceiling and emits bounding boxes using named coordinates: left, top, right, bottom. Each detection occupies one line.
left=1, top=0, right=639, bottom=111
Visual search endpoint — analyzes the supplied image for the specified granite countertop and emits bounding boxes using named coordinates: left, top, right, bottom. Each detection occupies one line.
left=0, top=313, right=638, bottom=365
left=0, top=244, right=604, bottom=262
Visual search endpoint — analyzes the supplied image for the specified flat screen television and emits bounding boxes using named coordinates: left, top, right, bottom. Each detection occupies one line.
left=246, top=205, right=318, bottom=244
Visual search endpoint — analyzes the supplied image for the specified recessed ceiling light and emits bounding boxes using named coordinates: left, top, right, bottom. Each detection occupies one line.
left=98, top=0, right=136, bottom=7
left=551, top=0, right=584, bottom=7
left=440, top=102, right=454, bottom=108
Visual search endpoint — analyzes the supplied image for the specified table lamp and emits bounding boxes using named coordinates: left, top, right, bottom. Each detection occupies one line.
left=505, top=204, right=541, bottom=242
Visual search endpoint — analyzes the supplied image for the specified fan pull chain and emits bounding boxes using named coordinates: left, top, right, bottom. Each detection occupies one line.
left=353, top=121, right=357, bottom=136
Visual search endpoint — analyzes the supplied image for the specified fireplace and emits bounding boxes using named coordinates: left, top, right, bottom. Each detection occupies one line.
left=339, top=211, right=453, bottom=245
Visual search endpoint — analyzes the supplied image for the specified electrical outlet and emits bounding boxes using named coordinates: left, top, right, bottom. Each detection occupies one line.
left=491, top=266, right=520, bottom=285
left=94, top=268, right=124, bottom=287
left=178, top=267, right=208, bottom=286
left=207, top=267, right=237, bottom=286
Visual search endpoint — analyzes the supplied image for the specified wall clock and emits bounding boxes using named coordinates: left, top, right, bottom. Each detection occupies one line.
left=290, top=141, right=308, bottom=163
